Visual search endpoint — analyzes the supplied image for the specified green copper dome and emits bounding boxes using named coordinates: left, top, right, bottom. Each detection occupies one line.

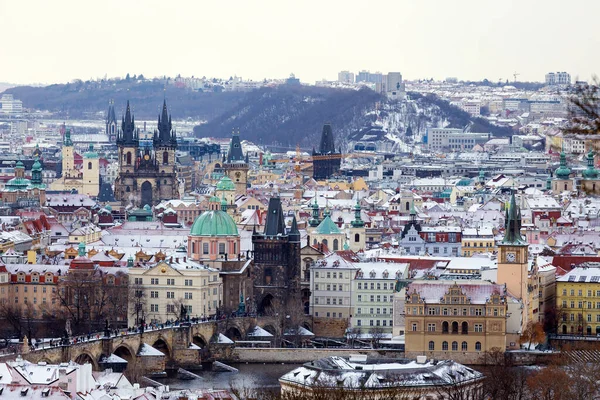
left=216, top=176, right=235, bottom=191
left=583, top=150, right=599, bottom=179
left=314, top=215, right=341, bottom=235
left=15, top=161, right=24, bottom=169
left=84, top=143, right=99, bottom=159
left=190, top=210, right=238, bottom=236
left=32, top=159, right=42, bottom=171
left=554, top=151, right=571, bottom=180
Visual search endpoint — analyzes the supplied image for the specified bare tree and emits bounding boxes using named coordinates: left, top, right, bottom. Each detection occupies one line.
left=369, top=326, right=385, bottom=349
left=346, top=327, right=362, bottom=348
left=129, top=283, right=148, bottom=326
left=563, top=78, right=600, bottom=141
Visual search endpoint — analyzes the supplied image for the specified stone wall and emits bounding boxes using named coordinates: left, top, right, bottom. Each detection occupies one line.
left=312, top=317, right=348, bottom=337
left=228, top=348, right=403, bottom=363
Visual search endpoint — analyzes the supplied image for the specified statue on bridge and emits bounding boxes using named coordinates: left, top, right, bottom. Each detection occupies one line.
left=180, top=304, right=188, bottom=321
left=237, top=292, right=246, bottom=316
left=104, top=319, right=110, bottom=338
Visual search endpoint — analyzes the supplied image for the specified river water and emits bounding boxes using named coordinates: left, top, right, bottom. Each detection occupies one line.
left=157, top=363, right=303, bottom=391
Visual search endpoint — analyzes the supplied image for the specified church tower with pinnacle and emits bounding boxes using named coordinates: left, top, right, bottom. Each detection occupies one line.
left=223, top=129, right=248, bottom=197
left=114, top=99, right=178, bottom=206
left=312, top=123, right=342, bottom=180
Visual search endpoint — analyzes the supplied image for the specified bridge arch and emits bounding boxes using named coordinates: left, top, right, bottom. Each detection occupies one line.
left=262, top=324, right=277, bottom=337
left=113, top=344, right=136, bottom=369
left=152, top=338, right=171, bottom=358
left=225, top=327, right=242, bottom=341
left=193, top=335, right=208, bottom=349
left=74, top=352, right=98, bottom=370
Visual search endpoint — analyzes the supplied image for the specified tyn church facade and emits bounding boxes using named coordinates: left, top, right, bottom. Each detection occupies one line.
left=114, top=100, right=179, bottom=207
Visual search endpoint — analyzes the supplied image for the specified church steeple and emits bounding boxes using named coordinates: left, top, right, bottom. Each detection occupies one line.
left=554, top=147, right=571, bottom=180
left=318, top=123, right=336, bottom=154
left=227, top=129, right=245, bottom=162
left=501, top=192, right=526, bottom=245
left=583, top=149, right=599, bottom=179
left=309, top=197, right=320, bottom=227
left=156, top=99, right=175, bottom=146
left=118, top=101, right=137, bottom=146
left=351, top=199, right=364, bottom=228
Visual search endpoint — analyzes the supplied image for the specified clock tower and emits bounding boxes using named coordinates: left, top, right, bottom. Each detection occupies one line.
left=497, top=192, right=529, bottom=301
left=223, top=130, right=248, bottom=197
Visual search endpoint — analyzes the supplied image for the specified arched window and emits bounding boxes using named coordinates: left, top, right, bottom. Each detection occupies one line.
left=442, top=321, right=449, bottom=333
left=452, top=321, right=459, bottom=334
left=322, top=239, right=328, bottom=248
left=428, top=341, right=435, bottom=351
left=442, top=341, right=448, bottom=351
left=163, top=151, right=169, bottom=165
left=354, top=233, right=360, bottom=243
left=192, top=242, right=196, bottom=254
left=475, top=342, right=481, bottom=351
left=452, top=341, right=458, bottom=351
left=333, top=239, right=339, bottom=251
left=564, top=183, right=568, bottom=191
left=313, top=238, right=318, bottom=245
left=462, top=341, right=467, bottom=351
left=126, top=186, right=130, bottom=193
left=406, top=201, right=410, bottom=211
left=126, top=152, right=132, bottom=165
left=461, top=321, right=468, bottom=334
left=88, top=162, right=92, bottom=170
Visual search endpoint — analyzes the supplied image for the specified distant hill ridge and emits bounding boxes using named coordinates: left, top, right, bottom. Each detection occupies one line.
left=2, top=80, right=512, bottom=147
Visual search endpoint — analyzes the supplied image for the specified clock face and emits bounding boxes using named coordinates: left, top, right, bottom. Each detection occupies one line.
left=144, top=154, right=150, bottom=160
left=235, top=172, right=241, bottom=178
left=506, top=252, right=516, bottom=263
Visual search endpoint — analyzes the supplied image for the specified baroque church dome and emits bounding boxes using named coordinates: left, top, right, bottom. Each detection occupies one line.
left=190, top=196, right=238, bottom=236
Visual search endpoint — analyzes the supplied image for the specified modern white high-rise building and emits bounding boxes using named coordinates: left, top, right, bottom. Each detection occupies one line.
left=545, top=71, right=571, bottom=85
left=0, top=94, right=23, bottom=114
left=337, top=70, right=355, bottom=83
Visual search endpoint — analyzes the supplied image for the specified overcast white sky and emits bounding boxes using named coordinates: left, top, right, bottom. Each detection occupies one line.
left=1, top=0, right=599, bottom=85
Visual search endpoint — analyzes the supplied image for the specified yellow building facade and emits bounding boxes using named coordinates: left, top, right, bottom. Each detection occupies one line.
left=404, top=281, right=507, bottom=361
left=556, top=266, right=600, bottom=335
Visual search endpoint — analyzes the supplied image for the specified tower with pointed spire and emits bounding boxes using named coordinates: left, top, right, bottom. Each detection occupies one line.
left=497, top=192, right=530, bottom=306
left=114, top=99, right=179, bottom=206
left=252, top=197, right=302, bottom=314
left=581, top=149, right=600, bottom=194
left=309, top=197, right=321, bottom=227
left=61, top=129, right=75, bottom=179
left=312, top=123, right=342, bottom=180
left=553, top=148, right=573, bottom=193
left=106, top=100, right=117, bottom=142
left=223, top=128, right=248, bottom=197
left=349, top=199, right=366, bottom=252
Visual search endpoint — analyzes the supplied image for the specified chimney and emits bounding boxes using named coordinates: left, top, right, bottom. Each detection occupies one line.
left=169, top=257, right=173, bottom=263
left=175, top=257, right=179, bottom=263
left=183, top=257, right=186, bottom=262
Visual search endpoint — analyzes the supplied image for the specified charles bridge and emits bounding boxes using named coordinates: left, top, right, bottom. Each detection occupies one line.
left=14, top=316, right=288, bottom=372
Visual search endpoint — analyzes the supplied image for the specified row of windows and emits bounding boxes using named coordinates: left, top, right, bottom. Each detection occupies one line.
left=357, top=282, right=395, bottom=291
left=12, top=286, right=55, bottom=294
left=314, top=312, right=345, bottom=318
left=150, top=291, right=195, bottom=299
left=150, top=304, right=193, bottom=313
left=562, top=300, right=600, bottom=309
left=356, top=319, right=393, bottom=327
left=314, top=284, right=345, bottom=291
left=428, top=341, right=481, bottom=352
left=314, top=272, right=349, bottom=279
left=15, top=297, right=55, bottom=305
left=425, top=321, right=483, bottom=333
left=462, top=242, right=493, bottom=248
left=136, top=276, right=217, bottom=286
left=561, top=289, right=600, bottom=297
left=314, top=297, right=345, bottom=305
left=357, top=295, right=393, bottom=303
left=562, top=313, right=600, bottom=323
left=409, top=306, right=502, bottom=317
left=356, top=307, right=391, bottom=315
